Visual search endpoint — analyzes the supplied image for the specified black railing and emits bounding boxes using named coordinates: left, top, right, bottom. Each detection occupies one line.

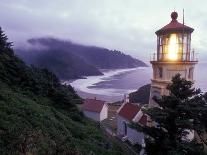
left=150, top=50, right=198, bottom=62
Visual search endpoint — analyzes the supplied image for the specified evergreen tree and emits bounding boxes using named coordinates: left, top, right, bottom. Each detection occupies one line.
left=0, top=27, right=80, bottom=107
left=0, top=27, right=12, bottom=53
left=136, top=74, right=207, bottom=155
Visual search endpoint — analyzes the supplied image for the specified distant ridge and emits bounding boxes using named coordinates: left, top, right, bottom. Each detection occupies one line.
left=16, top=38, right=147, bottom=80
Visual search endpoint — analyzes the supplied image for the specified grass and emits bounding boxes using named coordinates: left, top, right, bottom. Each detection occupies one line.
left=0, top=82, right=125, bottom=155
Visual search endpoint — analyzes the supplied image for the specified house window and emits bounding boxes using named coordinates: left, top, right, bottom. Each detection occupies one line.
left=123, top=122, right=127, bottom=135
left=188, top=67, right=193, bottom=79
left=158, top=67, right=163, bottom=78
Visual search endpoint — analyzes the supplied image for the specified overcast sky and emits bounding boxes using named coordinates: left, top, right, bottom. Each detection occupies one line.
left=1, top=0, right=207, bottom=62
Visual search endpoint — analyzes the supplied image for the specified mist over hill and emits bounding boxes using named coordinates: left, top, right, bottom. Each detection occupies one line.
left=16, top=38, right=147, bottom=80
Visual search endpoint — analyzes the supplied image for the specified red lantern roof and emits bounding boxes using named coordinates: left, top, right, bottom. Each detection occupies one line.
left=155, top=11, right=194, bottom=35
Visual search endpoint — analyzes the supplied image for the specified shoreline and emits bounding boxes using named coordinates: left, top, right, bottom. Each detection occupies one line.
left=63, top=67, right=147, bottom=101
left=62, top=63, right=207, bottom=102
left=74, top=89, right=123, bottom=102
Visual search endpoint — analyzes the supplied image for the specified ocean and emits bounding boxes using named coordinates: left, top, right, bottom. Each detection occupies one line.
left=65, top=62, right=207, bottom=102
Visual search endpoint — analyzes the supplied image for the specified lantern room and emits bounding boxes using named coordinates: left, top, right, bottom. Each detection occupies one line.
left=154, top=11, right=195, bottom=62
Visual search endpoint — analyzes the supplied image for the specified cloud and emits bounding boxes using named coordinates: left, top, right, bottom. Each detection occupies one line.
left=0, top=0, right=207, bottom=62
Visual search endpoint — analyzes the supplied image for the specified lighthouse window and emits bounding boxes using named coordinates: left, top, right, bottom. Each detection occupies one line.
left=158, top=67, right=163, bottom=78
left=153, top=90, right=161, bottom=99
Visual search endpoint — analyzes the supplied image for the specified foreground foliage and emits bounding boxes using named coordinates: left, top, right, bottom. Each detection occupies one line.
left=0, top=27, right=124, bottom=155
left=135, top=74, right=207, bottom=155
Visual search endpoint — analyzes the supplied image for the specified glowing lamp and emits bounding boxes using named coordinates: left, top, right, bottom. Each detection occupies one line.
left=168, top=34, right=179, bottom=60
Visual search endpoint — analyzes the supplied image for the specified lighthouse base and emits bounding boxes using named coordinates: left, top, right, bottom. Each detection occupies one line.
left=149, top=61, right=197, bottom=107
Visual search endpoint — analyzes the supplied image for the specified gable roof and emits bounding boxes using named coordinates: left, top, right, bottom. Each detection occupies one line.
left=83, top=98, right=105, bottom=113
left=138, top=114, right=148, bottom=126
left=118, top=103, right=141, bottom=121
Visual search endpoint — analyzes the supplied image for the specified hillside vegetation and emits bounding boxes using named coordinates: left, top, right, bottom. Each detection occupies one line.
left=0, top=28, right=125, bottom=154
left=16, top=38, right=147, bottom=79
left=129, top=84, right=151, bottom=104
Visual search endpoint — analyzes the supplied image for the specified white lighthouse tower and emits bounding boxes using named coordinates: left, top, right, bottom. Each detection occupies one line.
left=149, top=11, right=198, bottom=106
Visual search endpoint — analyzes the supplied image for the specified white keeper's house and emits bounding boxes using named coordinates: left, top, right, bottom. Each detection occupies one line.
left=117, top=102, right=148, bottom=145
left=83, top=98, right=108, bottom=122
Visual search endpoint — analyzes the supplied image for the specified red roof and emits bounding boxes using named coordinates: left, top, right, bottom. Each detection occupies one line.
left=118, top=103, right=141, bottom=121
left=156, top=11, right=194, bottom=35
left=83, top=98, right=105, bottom=113
left=138, top=115, right=148, bottom=126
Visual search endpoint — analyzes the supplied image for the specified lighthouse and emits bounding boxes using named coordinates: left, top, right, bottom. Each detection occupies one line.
left=149, top=11, right=198, bottom=106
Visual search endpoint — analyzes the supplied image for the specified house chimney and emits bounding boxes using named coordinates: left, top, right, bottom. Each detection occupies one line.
left=123, top=94, right=129, bottom=103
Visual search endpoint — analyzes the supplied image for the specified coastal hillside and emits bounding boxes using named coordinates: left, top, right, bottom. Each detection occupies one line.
left=16, top=38, right=147, bottom=79
left=0, top=28, right=125, bottom=154
left=129, top=84, right=151, bottom=104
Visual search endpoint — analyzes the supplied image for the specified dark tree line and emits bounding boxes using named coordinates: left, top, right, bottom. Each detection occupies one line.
left=0, top=27, right=81, bottom=110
